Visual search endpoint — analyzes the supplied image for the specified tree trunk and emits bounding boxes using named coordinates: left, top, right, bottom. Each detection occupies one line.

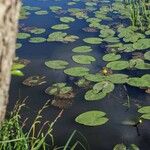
left=0, top=0, right=21, bottom=123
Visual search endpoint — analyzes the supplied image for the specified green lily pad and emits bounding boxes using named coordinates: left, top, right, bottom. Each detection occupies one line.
left=138, top=106, right=150, bottom=114
left=141, top=114, right=150, bottom=120
left=30, top=28, right=46, bottom=34
left=72, top=55, right=96, bottom=64
left=106, top=61, right=129, bottom=70
left=103, top=37, right=120, bottom=43
left=72, top=46, right=92, bottom=53
left=83, top=37, right=102, bottom=44
left=11, top=70, right=24, bottom=76
left=99, top=28, right=115, bottom=38
left=45, top=60, right=69, bottom=69
left=85, top=73, right=106, bottom=82
left=49, top=6, right=62, bottom=12
left=85, top=89, right=107, bottom=101
left=103, top=53, right=121, bottom=62
left=129, top=144, right=140, bottom=150
left=60, top=17, right=75, bottom=23
left=35, top=10, right=48, bottom=15
left=29, top=37, right=46, bottom=43
left=16, top=43, right=22, bottom=49
left=75, top=110, right=108, bottom=126
left=106, top=74, right=128, bottom=84
left=12, top=63, right=25, bottom=70
left=144, top=51, right=150, bottom=61
left=93, top=81, right=114, bottom=94
left=113, top=144, right=126, bottom=150
left=51, top=24, right=70, bottom=30
left=133, top=38, right=150, bottom=50
left=17, top=33, right=31, bottom=39
left=64, top=67, right=89, bottom=77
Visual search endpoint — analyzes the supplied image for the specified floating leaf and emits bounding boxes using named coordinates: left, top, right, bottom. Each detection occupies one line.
left=64, top=67, right=89, bottom=77
left=133, top=38, right=150, bottom=50
left=29, top=37, right=46, bottom=43
left=11, top=70, right=24, bottom=76
left=16, top=43, right=22, bottom=49
left=85, top=74, right=106, bottom=82
left=45, top=60, right=69, bottom=69
left=60, top=17, right=75, bottom=23
left=35, top=10, right=48, bottom=15
left=141, top=114, right=150, bottom=120
left=106, top=61, right=129, bottom=70
left=138, top=106, right=150, bottom=114
left=12, top=63, right=25, bottom=70
left=99, top=28, right=115, bottom=38
left=85, top=89, right=107, bottom=101
left=106, top=74, right=128, bottom=84
left=17, top=33, right=31, bottom=39
left=75, top=110, right=108, bottom=126
left=72, top=46, right=92, bottom=53
left=103, top=53, right=121, bottom=62
left=49, top=6, right=62, bottom=12
left=113, top=144, right=126, bottom=150
left=129, top=144, right=140, bottom=150
left=103, top=37, right=120, bottom=43
left=144, top=51, right=150, bottom=61
left=30, top=28, right=46, bottom=34
left=51, top=24, right=70, bottom=30
left=83, top=37, right=102, bottom=44
left=72, top=55, right=96, bottom=64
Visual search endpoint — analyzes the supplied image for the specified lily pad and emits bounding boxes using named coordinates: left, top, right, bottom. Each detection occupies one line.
left=16, top=43, right=22, bottom=49
left=83, top=37, right=102, bottom=44
left=103, top=53, right=121, bottom=62
left=60, top=17, right=75, bottom=23
left=106, top=61, right=129, bottom=70
left=72, top=55, right=96, bottom=64
left=85, top=74, right=106, bottom=82
left=30, top=28, right=46, bottom=34
left=35, top=10, right=48, bottom=15
left=75, top=110, right=108, bottom=126
left=113, top=144, right=126, bottom=150
left=64, top=67, right=89, bottom=77
left=144, top=51, right=150, bottom=61
left=17, top=33, right=31, bottom=39
left=103, top=37, right=120, bottom=43
left=51, top=24, right=70, bottom=30
left=72, top=46, right=92, bottom=53
left=29, top=37, right=46, bottom=43
left=138, top=106, right=150, bottom=120
left=133, top=38, right=150, bottom=50
left=45, top=60, right=69, bottom=69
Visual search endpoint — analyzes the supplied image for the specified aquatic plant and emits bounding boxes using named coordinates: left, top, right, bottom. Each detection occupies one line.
left=45, top=60, right=69, bottom=69
left=35, top=10, right=48, bottom=15
left=64, top=67, right=89, bottom=77
left=106, top=61, right=129, bottom=70
left=29, top=37, right=46, bottom=43
left=17, top=33, right=31, bottom=39
left=83, top=37, right=102, bottom=44
left=138, top=106, right=150, bottom=120
left=75, top=110, right=108, bottom=126
left=144, top=51, right=150, bottom=61
left=51, top=24, right=70, bottom=30
left=72, top=55, right=96, bottom=64
left=29, top=28, right=46, bottom=34
left=72, top=46, right=92, bottom=53
left=16, top=43, right=22, bottom=49
left=133, top=38, right=150, bottom=50
left=11, top=63, right=25, bottom=76
left=49, top=6, right=62, bottom=13
left=60, top=17, right=75, bottom=23
left=103, top=53, right=121, bottom=62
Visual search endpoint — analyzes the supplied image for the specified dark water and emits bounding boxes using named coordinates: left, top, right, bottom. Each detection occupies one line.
left=8, top=0, right=150, bottom=149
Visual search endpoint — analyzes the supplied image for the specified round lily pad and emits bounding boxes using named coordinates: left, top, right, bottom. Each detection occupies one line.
left=103, top=53, right=121, bottom=62
left=51, top=24, right=70, bottom=30
left=72, top=46, right=92, bottom=53
left=85, top=73, right=106, bottom=82
left=72, top=55, right=96, bottom=64
left=85, top=89, right=107, bottom=101
left=17, top=33, right=31, bottom=39
left=113, top=144, right=126, bottom=150
left=45, top=60, right=69, bottom=69
left=16, top=43, right=22, bottom=49
left=83, top=37, right=102, bottom=44
left=106, top=61, right=129, bottom=70
left=60, top=17, right=75, bottom=23
left=30, top=28, right=46, bottom=34
left=141, top=114, right=150, bottom=120
left=29, top=37, right=46, bottom=43
left=35, top=10, right=48, bottom=15
left=144, top=51, right=150, bottom=61
left=64, top=67, right=89, bottom=77
left=75, top=110, right=108, bottom=126
left=103, top=37, right=120, bottom=43
left=138, top=106, right=150, bottom=114
left=133, top=38, right=150, bottom=50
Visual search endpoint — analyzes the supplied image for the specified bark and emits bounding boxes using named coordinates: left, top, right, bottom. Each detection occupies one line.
left=0, top=0, right=21, bottom=123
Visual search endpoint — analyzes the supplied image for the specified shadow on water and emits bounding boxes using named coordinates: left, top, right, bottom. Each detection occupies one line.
left=8, top=0, right=150, bottom=149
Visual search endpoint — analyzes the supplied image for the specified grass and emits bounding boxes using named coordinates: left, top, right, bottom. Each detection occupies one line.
left=0, top=98, right=88, bottom=150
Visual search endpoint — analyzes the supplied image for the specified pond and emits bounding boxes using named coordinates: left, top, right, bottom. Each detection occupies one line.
left=8, top=0, right=150, bottom=149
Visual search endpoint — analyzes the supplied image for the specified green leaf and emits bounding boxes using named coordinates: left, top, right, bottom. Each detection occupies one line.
left=35, top=10, right=48, bottom=15
left=72, top=55, right=96, bottom=64
left=141, top=114, right=150, bottom=120
left=60, top=17, right=75, bottom=23
left=113, top=144, right=126, bottom=150
left=51, top=24, right=70, bottom=30
left=83, top=37, right=102, bottom=44
left=129, top=144, right=140, bottom=150
left=144, top=51, right=150, bottom=61
left=133, top=38, right=150, bottom=50
left=30, top=28, right=46, bottom=34
left=138, top=106, right=150, bottom=114
left=72, top=46, right=92, bottom=53
left=106, top=61, right=129, bottom=70
left=29, top=37, right=46, bottom=43
left=85, top=73, right=106, bottom=82
left=103, top=53, right=121, bottom=62
left=75, top=110, right=108, bottom=126
left=45, top=60, right=69, bottom=69
left=17, top=33, right=31, bottom=39
left=11, top=70, right=24, bottom=76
